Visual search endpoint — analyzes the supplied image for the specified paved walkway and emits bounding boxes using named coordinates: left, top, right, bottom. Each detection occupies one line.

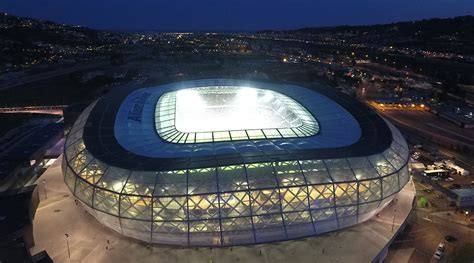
left=389, top=248, right=416, bottom=263
left=431, top=211, right=473, bottom=227
left=31, top=157, right=415, bottom=263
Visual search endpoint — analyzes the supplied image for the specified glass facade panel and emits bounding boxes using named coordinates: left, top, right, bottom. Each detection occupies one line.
left=312, top=208, right=338, bottom=234
left=153, top=196, right=187, bottom=221
left=358, top=201, right=381, bottom=223
left=93, top=209, right=122, bottom=233
left=325, top=159, right=356, bottom=182
left=188, top=168, right=217, bottom=194
left=77, top=158, right=105, bottom=184
left=358, top=179, right=382, bottom=203
left=348, top=157, right=380, bottom=180
left=280, top=186, right=309, bottom=212
left=63, top=162, right=77, bottom=192
left=155, top=170, right=187, bottom=196
left=93, top=188, right=120, bottom=215
left=152, top=220, right=188, bottom=234
left=123, top=171, right=156, bottom=196
left=120, top=195, right=152, bottom=220
left=70, top=150, right=92, bottom=174
left=188, top=194, right=220, bottom=220
left=230, top=130, right=248, bottom=140
left=368, top=154, right=396, bottom=176
left=217, top=165, right=248, bottom=192
left=74, top=178, right=93, bottom=206
left=284, top=211, right=314, bottom=239
left=274, top=161, right=305, bottom=186
left=221, top=217, right=255, bottom=245
left=219, top=191, right=251, bottom=217
left=383, top=147, right=405, bottom=170
left=299, top=160, right=332, bottom=184
left=308, top=184, right=335, bottom=209
left=121, top=218, right=152, bottom=242
left=152, top=221, right=188, bottom=245
left=251, top=189, right=282, bottom=215
left=399, top=166, right=410, bottom=187
left=253, top=214, right=286, bottom=243
left=337, top=206, right=358, bottom=228
left=382, top=173, right=399, bottom=198
left=334, top=182, right=358, bottom=206
left=96, top=166, right=130, bottom=192
left=189, top=219, right=221, bottom=246
left=246, top=163, right=277, bottom=189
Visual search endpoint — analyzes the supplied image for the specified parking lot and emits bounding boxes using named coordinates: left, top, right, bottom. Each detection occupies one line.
left=410, top=146, right=473, bottom=192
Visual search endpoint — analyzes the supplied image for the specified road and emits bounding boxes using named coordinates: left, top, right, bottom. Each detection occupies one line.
left=358, top=83, right=474, bottom=154
left=378, top=110, right=474, bottom=146
left=0, top=60, right=108, bottom=91
left=0, top=105, right=67, bottom=116
left=365, top=107, right=474, bottom=171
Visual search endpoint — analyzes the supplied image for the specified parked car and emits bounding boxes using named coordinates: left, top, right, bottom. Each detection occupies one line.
left=445, top=177, right=455, bottom=182
left=437, top=243, right=445, bottom=252
left=433, top=250, right=443, bottom=260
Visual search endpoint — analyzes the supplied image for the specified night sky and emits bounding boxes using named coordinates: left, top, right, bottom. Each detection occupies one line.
left=1, top=0, right=473, bottom=32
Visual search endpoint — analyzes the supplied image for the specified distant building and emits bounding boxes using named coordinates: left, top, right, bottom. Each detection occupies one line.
left=430, top=102, right=474, bottom=129
left=452, top=188, right=474, bottom=208
left=0, top=123, right=63, bottom=191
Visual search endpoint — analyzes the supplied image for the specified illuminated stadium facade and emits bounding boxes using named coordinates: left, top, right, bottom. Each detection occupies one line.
left=62, top=79, right=410, bottom=246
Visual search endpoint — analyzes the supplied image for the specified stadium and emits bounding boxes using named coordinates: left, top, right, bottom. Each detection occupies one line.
left=62, top=79, right=410, bottom=246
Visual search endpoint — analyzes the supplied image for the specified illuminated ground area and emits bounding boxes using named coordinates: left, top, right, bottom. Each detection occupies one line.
left=156, top=86, right=318, bottom=143
left=31, top=158, right=415, bottom=263
left=175, top=87, right=305, bottom=132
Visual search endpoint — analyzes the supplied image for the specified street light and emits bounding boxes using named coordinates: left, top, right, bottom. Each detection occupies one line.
left=42, top=179, right=47, bottom=200
left=391, top=209, right=397, bottom=232
left=65, top=233, right=71, bottom=259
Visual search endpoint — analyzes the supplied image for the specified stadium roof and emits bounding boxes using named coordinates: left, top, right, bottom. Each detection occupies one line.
left=83, top=79, right=392, bottom=171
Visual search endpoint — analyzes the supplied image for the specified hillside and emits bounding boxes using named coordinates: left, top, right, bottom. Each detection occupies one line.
left=0, top=12, right=125, bottom=72
left=265, top=16, right=474, bottom=55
